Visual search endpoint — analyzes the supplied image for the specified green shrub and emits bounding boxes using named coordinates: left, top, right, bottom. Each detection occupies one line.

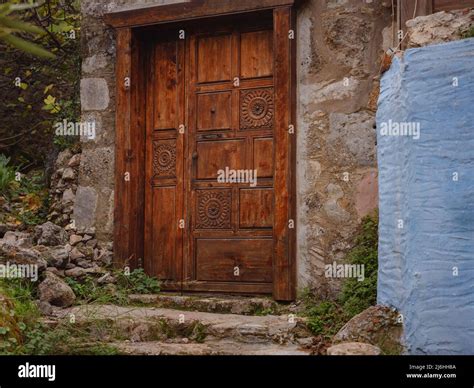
left=0, top=166, right=49, bottom=226
left=301, top=212, right=379, bottom=337
left=65, top=276, right=128, bottom=305
left=305, top=301, right=346, bottom=338
left=116, top=268, right=161, bottom=295
left=0, top=154, right=17, bottom=196
left=0, top=279, right=41, bottom=355
left=1, top=1, right=81, bottom=169
left=338, top=211, right=378, bottom=317
left=461, top=27, right=474, bottom=39
left=65, top=269, right=161, bottom=306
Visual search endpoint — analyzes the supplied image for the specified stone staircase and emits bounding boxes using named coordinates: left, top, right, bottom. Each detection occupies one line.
left=49, top=294, right=314, bottom=355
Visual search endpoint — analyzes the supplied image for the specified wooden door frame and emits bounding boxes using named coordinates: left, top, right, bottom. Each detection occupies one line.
left=106, top=0, right=298, bottom=301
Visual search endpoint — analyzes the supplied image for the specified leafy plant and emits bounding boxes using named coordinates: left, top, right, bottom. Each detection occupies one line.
left=0, top=154, right=17, bottom=195
left=0, top=278, right=41, bottom=355
left=0, top=2, right=54, bottom=58
left=461, top=26, right=474, bottom=39
left=65, top=269, right=161, bottom=306
left=300, top=212, right=379, bottom=338
left=0, top=166, right=49, bottom=226
left=65, top=276, right=127, bottom=306
left=116, top=269, right=161, bottom=295
left=339, top=211, right=378, bottom=317
left=305, top=301, right=346, bottom=337
left=0, top=0, right=81, bottom=171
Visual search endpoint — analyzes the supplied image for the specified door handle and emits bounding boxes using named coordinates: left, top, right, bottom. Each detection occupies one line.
left=201, top=134, right=222, bottom=140
left=192, top=151, right=198, bottom=176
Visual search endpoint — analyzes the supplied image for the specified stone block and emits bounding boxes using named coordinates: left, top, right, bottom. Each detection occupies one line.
left=80, top=78, right=110, bottom=111
left=74, top=186, right=98, bottom=232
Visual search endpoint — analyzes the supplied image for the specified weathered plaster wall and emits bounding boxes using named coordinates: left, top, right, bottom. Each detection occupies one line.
left=377, top=8, right=474, bottom=355
left=296, top=0, right=391, bottom=296
left=377, top=37, right=474, bottom=355
left=78, top=0, right=391, bottom=296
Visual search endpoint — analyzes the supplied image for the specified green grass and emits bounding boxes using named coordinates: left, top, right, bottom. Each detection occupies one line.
left=252, top=307, right=277, bottom=316
left=0, top=279, right=38, bottom=354
left=0, top=268, right=161, bottom=355
left=65, top=269, right=161, bottom=306
left=65, top=276, right=128, bottom=306
left=0, top=279, right=114, bottom=355
left=19, top=321, right=120, bottom=355
left=0, top=278, right=118, bottom=355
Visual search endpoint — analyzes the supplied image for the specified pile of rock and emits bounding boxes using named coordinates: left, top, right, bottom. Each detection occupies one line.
left=0, top=148, right=116, bottom=312
left=37, top=221, right=113, bottom=270
left=2, top=222, right=113, bottom=272
left=0, top=221, right=114, bottom=309
left=47, top=149, right=81, bottom=227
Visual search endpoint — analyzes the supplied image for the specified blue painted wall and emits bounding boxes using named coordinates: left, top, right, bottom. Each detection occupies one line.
left=377, top=38, right=474, bottom=355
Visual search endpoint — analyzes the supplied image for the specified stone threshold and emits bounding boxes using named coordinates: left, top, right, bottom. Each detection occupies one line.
left=52, top=304, right=311, bottom=345
left=127, top=293, right=281, bottom=316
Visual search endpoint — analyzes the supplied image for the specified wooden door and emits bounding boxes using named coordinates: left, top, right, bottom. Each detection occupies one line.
left=143, top=11, right=295, bottom=299
left=144, top=32, right=186, bottom=283
left=185, top=22, right=275, bottom=294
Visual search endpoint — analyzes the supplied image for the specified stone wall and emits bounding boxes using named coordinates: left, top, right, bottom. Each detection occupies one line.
left=48, top=148, right=81, bottom=227
left=78, top=0, right=392, bottom=296
left=406, top=8, right=474, bottom=48
left=296, top=0, right=391, bottom=296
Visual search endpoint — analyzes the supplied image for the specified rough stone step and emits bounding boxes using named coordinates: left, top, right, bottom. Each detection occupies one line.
left=128, top=293, right=280, bottom=316
left=113, top=339, right=311, bottom=356
left=53, top=305, right=311, bottom=345
left=326, top=342, right=382, bottom=356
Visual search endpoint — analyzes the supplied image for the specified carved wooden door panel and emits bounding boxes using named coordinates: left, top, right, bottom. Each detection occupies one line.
left=184, top=23, right=275, bottom=294
left=144, top=33, right=185, bottom=283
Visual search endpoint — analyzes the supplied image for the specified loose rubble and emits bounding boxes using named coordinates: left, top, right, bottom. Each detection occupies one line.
left=0, top=149, right=115, bottom=313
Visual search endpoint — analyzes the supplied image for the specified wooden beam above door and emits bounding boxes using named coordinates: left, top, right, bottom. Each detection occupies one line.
left=104, top=0, right=296, bottom=28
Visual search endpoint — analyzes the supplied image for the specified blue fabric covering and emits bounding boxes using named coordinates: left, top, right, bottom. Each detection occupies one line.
left=376, top=38, right=474, bottom=355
